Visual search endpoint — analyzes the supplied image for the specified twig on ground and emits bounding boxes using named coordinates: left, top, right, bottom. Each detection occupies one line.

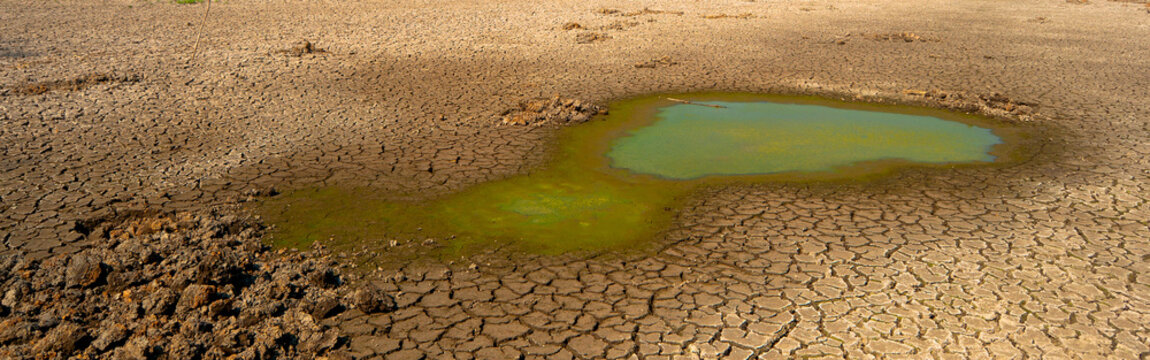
left=666, top=97, right=726, bottom=108
left=189, top=0, right=212, bottom=63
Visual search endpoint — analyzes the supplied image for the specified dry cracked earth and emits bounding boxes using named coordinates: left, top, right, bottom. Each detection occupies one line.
left=2, top=0, right=1150, bottom=358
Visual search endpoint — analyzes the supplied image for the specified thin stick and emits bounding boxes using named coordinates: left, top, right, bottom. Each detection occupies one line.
left=666, top=97, right=726, bottom=109
left=189, top=0, right=212, bottom=63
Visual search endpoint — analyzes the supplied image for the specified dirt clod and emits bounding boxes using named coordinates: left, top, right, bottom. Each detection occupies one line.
left=903, top=89, right=1037, bottom=119
left=702, top=13, right=756, bottom=19
left=866, top=32, right=932, bottom=42
left=575, top=32, right=610, bottom=44
left=0, top=210, right=395, bottom=358
left=350, top=286, right=397, bottom=313
left=634, top=56, right=678, bottom=69
left=281, top=39, right=326, bottom=56
left=500, top=96, right=602, bottom=126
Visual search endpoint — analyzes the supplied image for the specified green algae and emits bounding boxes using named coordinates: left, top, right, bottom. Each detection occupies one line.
left=257, top=93, right=1021, bottom=257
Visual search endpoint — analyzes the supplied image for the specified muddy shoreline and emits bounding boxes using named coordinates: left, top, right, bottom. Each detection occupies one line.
left=254, top=91, right=1055, bottom=268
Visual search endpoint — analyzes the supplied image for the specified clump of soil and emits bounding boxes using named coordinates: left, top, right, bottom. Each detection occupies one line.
left=866, top=32, right=933, bottom=42
left=562, top=22, right=584, bottom=30
left=0, top=210, right=395, bottom=359
left=500, top=96, right=604, bottom=126
left=623, top=8, right=684, bottom=16
left=279, top=39, right=326, bottom=57
left=596, top=7, right=683, bottom=16
left=575, top=32, right=610, bottom=44
left=833, top=32, right=939, bottom=45
left=903, top=89, right=1037, bottom=120
left=8, top=73, right=140, bottom=96
left=599, top=20, right=641, bottom=31
left=634, top=56, right=678, bottom=69
left=702, top=13, right=756, bottom=19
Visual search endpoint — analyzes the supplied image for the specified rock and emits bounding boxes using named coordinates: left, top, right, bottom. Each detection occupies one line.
left=31, top=322, right=88, bottom=355
left=350, top=287, right=397, bottom=313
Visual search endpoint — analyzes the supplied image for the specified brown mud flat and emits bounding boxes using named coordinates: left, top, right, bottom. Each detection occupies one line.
left=1, top=0, right=1148, bottom=358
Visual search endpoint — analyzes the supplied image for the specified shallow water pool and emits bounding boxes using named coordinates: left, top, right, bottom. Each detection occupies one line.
left=608, top=101, right=1002, bottom=179
left=258, top=94, right=1019, bottom=256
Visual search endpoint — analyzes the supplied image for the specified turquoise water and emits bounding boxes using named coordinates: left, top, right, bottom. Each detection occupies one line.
left=607, top=101, right=1003, bottom=179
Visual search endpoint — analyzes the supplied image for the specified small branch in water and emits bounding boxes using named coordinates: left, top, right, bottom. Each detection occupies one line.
left=666, top=97, right=726, bottom=109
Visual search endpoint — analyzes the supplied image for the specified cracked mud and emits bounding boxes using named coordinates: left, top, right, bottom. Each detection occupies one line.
left=2, top=0, right=1149, bottom=359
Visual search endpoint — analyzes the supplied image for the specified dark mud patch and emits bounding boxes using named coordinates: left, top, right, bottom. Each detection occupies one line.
left=277, top=39, right=326, bottom=57
left=7, top=73, right=140, bottom=96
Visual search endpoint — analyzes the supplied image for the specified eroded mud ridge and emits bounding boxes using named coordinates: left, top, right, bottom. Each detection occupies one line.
left=0, top=210, right=395, bottom=359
